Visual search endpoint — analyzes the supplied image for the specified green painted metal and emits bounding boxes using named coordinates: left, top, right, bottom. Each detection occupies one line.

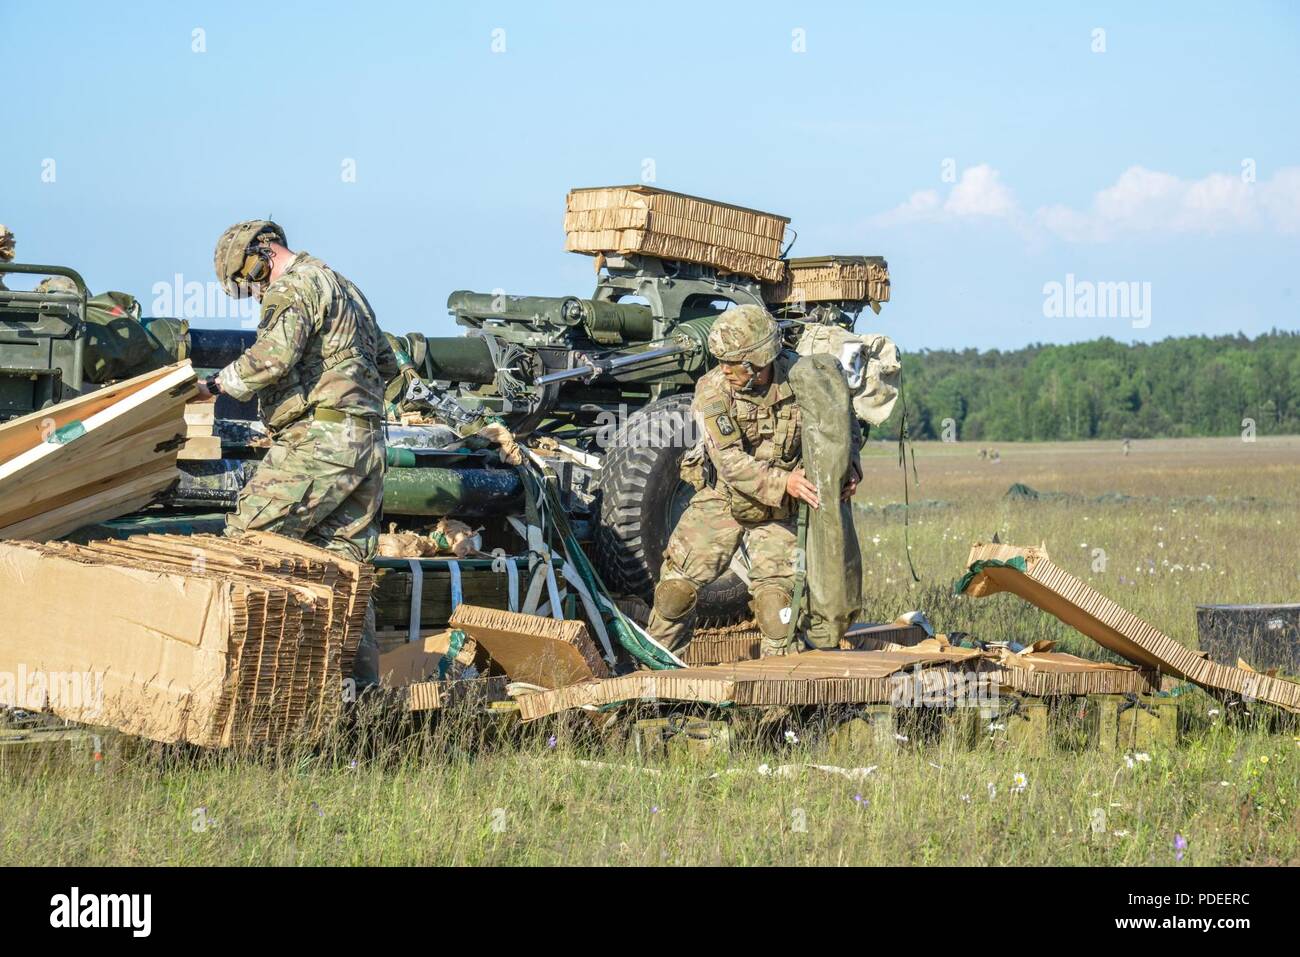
left=382, top=466, right=523, bottom=516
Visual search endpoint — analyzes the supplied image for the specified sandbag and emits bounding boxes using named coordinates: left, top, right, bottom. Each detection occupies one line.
left=787, top=353, right=862, bottom=648
left=795, top=324, right=901, bottom=426
left=83, top=292, right=177, bottom=383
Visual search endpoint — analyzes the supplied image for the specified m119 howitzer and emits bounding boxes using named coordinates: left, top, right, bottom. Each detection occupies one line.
left=1, top=248, right=889, bottom=623
left=380, top=253, right=884, bottom=620
left=388, top=255, right=777, bottom=439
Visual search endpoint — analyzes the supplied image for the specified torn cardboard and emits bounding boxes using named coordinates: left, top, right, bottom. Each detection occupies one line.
left=448, top=604, right=609, bottom=688
left=959, top=542, right=1300, bottom=712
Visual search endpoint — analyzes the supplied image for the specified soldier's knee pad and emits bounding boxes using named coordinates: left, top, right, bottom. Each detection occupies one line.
left=653, top=579, right=698, bottom=621
left=751, top=585, right=793, bottom=639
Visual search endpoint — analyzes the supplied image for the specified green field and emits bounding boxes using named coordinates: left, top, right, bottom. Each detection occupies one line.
left=2, top=437, right=1297, bottom=866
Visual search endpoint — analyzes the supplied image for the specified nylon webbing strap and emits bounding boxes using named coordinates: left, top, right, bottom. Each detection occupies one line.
left=897, top=381, right=921, bottom=583
left=406, top=558, right=423, bottom=642
left=438, top=629, right=466, bottom=680
left=785, top=502, right=810, bottom=647
left=447, top=558, right=463, bottom=613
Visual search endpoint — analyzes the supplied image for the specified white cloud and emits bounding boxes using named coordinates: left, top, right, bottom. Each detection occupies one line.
left=871, top=164, right=1018, bottom=226
left=945, top=164, right=1018, bottom=218
left=870, top=164, right=1300, bottom=241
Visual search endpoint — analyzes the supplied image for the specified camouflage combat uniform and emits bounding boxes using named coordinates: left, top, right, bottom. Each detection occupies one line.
left=646, top=349, right=862, bottom=653
left=218, top=251, right=399, bottom=557
left=216, top=251, right=399, bottom=683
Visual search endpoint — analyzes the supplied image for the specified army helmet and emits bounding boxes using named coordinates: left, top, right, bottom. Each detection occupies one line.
left=0, top=224, right=14, bottom=262
left=706, top=304, right=781, bottom=368
left=34, top=276, right=77, bottom=294
left=214, top=219, right=286, bottom=298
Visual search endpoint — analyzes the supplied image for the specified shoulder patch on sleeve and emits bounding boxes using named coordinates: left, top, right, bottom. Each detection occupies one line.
left=705, top=408, right=741, bottom=449
left=258, top=287, right=297, bottom=331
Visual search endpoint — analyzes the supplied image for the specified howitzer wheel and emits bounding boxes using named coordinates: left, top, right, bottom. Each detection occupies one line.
left=596, top=393, right=750, bottom=623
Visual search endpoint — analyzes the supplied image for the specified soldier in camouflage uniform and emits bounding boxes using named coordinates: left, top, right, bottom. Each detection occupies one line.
left=646, top=305, right=862, bottom=657
left=200, top=220, right=420, bottom=686
left=0, top=225, right=14, bottom=290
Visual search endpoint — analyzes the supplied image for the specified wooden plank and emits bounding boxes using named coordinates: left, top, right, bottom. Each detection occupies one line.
left=177, top=436, right=221, bottom=461
left=0, top=466, right=176, bottom=541
left=0, top=419, right=184, bottom=527
left=0, top=364, right=194, bottom=485
left=183, top=403, right=215, bottom=429
left=0, top=364, right=192, bottom=538
left=0, top=364, right=192, bottom=465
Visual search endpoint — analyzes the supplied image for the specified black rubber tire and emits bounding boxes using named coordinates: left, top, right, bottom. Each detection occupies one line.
left=596, top=393, right=750, bottom=622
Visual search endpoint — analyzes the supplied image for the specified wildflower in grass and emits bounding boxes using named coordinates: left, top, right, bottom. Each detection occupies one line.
left=1011, top=772, right=1028, bottom=793
left=311, top=801, right=323, bottom=819
left=987, top=783, right=997, bottom=799
left=1174, top=833, right=1187, bottom=862
left=349, top=760, right=358, bottom=770
left=1260, top=755, right=1269, bottom=764
left=650, top=806, right=660, bottom=814
left=1113, top=830, right=1130, bottom=838
left=960, top=794, right=971, bottom=803
left=784, top=730, right=799, bottom=745
left=547, top=735, right=557, bottom=749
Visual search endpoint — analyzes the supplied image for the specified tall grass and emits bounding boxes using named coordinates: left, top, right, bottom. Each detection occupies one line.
left=1, top=437, right=1296, bottom=865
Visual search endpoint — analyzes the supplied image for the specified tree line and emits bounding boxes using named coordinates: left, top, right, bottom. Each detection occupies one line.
left=880, top=330, right=1300, bottom=441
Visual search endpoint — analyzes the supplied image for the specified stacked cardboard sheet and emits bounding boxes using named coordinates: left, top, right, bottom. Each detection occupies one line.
left=514, top=649, right=995, bottom=721
left=959, top=542, right=1300, bottom=712
left=0, top=363, right=196, bottom=541
left=513, top=640, right=1158, bottom=720
left=680, top=620, right=763, bottom=666
left=681, top=619, right=932, bottom=665
left=763, top=255, right=891, bottom=307
left=564, top=186, right=789, bottom=282
left=0, top=531, right=374, bottom=747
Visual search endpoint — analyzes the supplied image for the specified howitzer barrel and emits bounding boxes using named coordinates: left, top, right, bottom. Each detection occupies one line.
left=187, top=328, right=254, bottom=369
left=447, top=290, right=654, bottom=345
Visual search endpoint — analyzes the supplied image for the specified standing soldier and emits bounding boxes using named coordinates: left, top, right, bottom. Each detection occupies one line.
left=198, top=220, right=418, bottom=686
left=645, top=305, right=861, bottom=657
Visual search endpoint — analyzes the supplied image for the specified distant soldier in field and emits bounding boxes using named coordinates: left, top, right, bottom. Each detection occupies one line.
left=645, top=305, right=861, bottom=657
left=0, top=225, right=15, bottom=290
left=198, top=220, right=420, bottom=686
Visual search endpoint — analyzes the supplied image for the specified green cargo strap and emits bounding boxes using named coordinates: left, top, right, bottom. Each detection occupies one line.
left=785, top=502, right=810, bottom=647
left=438, top=628, right=466, bottom=680
left=952, top=556, right=1028, bottom=596
left=313, top=407, right=380, bottom=428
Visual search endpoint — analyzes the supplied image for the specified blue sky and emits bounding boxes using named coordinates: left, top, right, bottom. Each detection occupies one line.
left=3, top=0, right=1297, bottom=350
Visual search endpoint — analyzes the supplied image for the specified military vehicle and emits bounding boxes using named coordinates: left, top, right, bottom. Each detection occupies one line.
left=0, top=248, right=890, bottom=622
